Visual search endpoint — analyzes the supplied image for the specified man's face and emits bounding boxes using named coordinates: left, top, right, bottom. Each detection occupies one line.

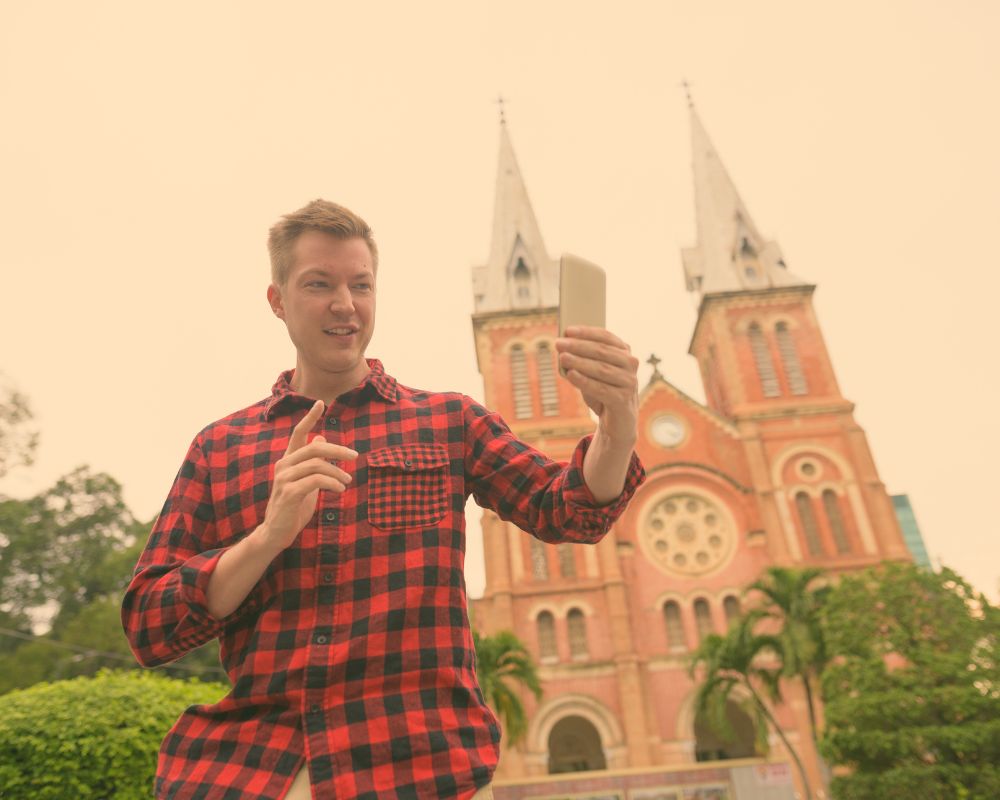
left=267, top=231, right=376, bottom=385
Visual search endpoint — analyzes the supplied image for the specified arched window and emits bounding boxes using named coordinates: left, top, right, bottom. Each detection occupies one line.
left=694, top=598, right=713, bottom=642
left=723, top=596, right=741, bottom=627
left=748, top=323, right=780, bottom=398
left=530, top=538, right=549, bottom=580
left=510, top=344, right=533, bottom=419
left=557, top=544, right=576, bottom=578
left=513, top=257, right=532, bottom=302
left=776, top=322, right=808, bottom=395
left=823, top=489, right=851, bottom=554
left=795, top=492, right=824, bottom=556
left=536, top=342, right=560, bottom=416
left=567, top=608, right=588, bottom=659
left=537, top=611, right=557, bottom=660
left=663, top=601, right=685, bottom=651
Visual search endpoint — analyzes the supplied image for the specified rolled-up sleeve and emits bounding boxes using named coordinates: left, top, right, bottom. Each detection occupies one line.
left=463, top=399, right=644, bottom=544
left=121, top=436, right=255, bottom=667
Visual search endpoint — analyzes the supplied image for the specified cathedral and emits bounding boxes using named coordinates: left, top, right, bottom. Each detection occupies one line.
left=469, top=103, right=921, bottom=800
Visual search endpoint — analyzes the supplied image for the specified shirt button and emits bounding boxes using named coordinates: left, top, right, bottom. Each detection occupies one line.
left=326, top=417, right=338, bottom=428
left=309, top=704, right=321, bottom=714
left=322, top=572, right=334, bottom=583
left=315, top=634, right=328, bottom=645
left=323, top=510, right=338, bottom=523
left=403, top=458, right=412, bottom=467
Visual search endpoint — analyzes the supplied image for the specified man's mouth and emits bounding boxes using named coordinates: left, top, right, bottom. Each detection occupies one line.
left=323, top=327, right=358, bottom=336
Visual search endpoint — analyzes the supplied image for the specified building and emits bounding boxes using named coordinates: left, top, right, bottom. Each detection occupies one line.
left=468, top=101, right=924, bottom=799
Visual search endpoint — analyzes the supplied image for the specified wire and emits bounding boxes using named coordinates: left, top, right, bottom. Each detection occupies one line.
left=0, top=625, right=227, bottom=677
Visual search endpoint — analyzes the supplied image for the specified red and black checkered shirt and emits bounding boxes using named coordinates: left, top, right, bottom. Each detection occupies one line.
left=122, top=360, right=644, bottom=800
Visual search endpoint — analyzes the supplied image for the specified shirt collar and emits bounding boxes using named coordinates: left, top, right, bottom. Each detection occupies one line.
left=262, top=358, right=398, bottom=420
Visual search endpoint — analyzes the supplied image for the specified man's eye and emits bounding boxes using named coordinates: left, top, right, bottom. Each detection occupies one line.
left=306, top=281, right=328, bottom=288
left=353, top=283, right=372, bottom=291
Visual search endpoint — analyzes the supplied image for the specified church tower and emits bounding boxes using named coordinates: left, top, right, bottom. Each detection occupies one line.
left=680, top=100, right=910, bottom=568
left=471, top=101, right=915, bottom=796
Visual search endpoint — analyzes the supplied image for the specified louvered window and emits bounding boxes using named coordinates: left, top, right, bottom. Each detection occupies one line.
left=530, top=537, right=549, bottom=580
left=823, top=489, right=851, bottom=554
left=511, top=344, right=533, bottom=419
left=537, top=342, right=560, bottom=416
left=776, top=322, right=808, bottom=395
left=749, top=323, right=780, bottom=397
left=567, top=608, right=588, bottom=658
left=664, top=601, right=685, bottom=651
left=694, top=598, right=713, bottom=642
left=796, top=492, right=824, bottom=556
left=537, top=611, right=557, bottom=659
left=557, top=543, right=576, bottom=578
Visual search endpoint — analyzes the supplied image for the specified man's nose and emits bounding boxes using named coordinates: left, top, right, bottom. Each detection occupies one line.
left=328, top=285, right=355, bottom=313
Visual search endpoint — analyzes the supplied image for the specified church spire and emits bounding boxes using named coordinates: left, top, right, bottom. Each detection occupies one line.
left=681, top=102, right=808, bottom=296
left=472, top=115, right=558, bottom=313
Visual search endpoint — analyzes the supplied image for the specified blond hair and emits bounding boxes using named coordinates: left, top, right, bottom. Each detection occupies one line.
left=267, top=199, right=378, bottom=285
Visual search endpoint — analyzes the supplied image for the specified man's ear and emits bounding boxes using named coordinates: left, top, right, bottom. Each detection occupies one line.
left=267, top=284, right=285, bottom=320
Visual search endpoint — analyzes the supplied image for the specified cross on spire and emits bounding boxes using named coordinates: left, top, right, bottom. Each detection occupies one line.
left=679, top=78, right=694, bottom=108
left=647, top=353, right=663, bottom=376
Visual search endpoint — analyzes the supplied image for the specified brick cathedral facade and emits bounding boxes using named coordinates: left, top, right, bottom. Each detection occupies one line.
left=468, top=105, right=914, bottom=794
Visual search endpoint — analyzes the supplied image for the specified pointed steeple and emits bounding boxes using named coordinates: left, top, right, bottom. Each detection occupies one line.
left=682, top=103, right=808, bottom=296
left=472, top=119, right=558, bottom=312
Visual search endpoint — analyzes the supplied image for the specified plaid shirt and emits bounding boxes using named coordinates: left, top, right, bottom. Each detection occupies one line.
left=122, top=360, right=644, bottom=800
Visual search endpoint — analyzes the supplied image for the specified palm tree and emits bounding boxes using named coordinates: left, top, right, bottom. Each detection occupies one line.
left=473, top=629, right=543, bottom=745
left=746, top=567, right=828, bottom=753
left=690, top=611, right=813, bottom=800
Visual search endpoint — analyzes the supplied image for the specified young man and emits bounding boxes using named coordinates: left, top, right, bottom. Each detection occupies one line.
left=122, top=200, right=644, bottom=800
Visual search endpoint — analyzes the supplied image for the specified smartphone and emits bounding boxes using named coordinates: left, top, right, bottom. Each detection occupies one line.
left=558, top=253, right=606, bottom=377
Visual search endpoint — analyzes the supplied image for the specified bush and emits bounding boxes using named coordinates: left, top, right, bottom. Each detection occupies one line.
left=0, top=669, right=228, bottom=799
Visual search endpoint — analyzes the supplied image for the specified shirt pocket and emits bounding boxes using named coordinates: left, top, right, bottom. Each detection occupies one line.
left=366, top=443, right=451, bottom=531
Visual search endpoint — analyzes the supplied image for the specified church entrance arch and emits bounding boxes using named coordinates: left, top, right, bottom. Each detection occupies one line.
left=547, top=715, right=607, bottom=774
left=693, top=700, right=758, bottom=762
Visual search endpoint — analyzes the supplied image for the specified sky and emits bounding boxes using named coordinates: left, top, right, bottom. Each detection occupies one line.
left=1, top=1, right=998, bottom=600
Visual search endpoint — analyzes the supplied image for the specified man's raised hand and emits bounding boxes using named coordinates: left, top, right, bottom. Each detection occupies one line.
left=259, top=400, right=357, bottom=553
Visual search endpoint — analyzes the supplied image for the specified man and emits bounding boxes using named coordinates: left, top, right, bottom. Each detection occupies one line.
left=122, top=200, right=644, bottom=800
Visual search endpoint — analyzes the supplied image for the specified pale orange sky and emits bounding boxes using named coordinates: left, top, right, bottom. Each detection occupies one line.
left=1, top=1, right=997, bottom=599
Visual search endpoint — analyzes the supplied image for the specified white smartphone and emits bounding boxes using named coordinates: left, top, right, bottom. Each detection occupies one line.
left=558, top=253, right=606, bottom=377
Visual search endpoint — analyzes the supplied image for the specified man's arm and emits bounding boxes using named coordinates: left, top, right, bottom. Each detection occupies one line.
left=555, top=325, right=640, bottom=505
left=122, top=401, right=356, bottom=665
left=205, top=400, right=356, bottom=618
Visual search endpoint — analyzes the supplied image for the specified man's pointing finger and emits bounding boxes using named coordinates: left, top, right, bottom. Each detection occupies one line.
left=287, top=400, right=325, bottom=454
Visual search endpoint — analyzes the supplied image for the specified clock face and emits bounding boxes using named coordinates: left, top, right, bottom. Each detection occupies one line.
left=640, top=491, right=736, bottom=577
left=650, top=414, right=686, bottom=448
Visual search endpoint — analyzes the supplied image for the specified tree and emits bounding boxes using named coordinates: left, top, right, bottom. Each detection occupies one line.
left=747, top=566, right=828, bottom=752
left=0, top=378, right=38, bottom=480
left=0, top=669, right=228, bottom=799
left=690, top=611, right=814, bottom=800
left=820, top=562, right=1000, bottom=799
left=473, top=629, right=542, bottom=745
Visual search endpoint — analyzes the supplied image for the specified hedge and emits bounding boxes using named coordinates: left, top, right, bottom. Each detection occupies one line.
left=0, top=669, right=228, bottom=799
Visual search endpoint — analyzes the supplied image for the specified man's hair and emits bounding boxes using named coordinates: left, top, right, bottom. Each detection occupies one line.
left=267, top=199, right=378, bottom=285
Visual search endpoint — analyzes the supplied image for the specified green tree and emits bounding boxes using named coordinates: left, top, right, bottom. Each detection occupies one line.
left=820, top=562, right=1000, bottom=799
left=0, top=669, right=228, bottom=799
left=473, top=629, right=542, bottom=745
left=690, top=611, right=814, bottom=800
left=747, top=566, right=828, bottom=751
left=0, top=377, right=38, bottom=480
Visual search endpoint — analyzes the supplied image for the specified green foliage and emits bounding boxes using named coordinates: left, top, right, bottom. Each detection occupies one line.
left=820, top=562, right=1000, bottom=800
left=689, top=611, right=782, bottom=758
left=0, top=377, right=38, bottom=480
left=474, top=629, right=542, bottom=744
left=0, top=466, right=138, bottom=625
left=0, top=669, right=228, bottom=799
left=746, top=566, right=829, bottom=779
